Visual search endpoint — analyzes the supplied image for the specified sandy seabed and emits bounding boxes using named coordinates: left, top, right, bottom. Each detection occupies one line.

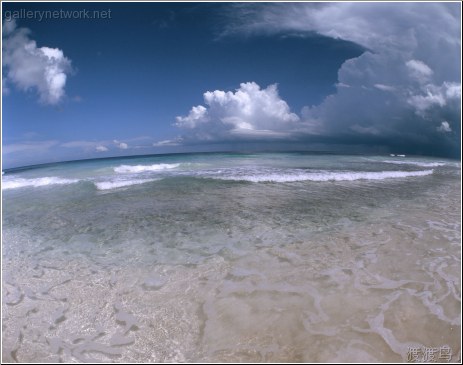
left=2, top=160, right=461, bottom=362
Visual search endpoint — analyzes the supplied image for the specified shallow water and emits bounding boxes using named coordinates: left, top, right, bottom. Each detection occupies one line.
left=2, top=152, right=461, bottom=362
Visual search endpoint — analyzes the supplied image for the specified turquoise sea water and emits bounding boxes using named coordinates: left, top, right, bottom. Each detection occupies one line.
left=2, top=152, right=461, bottom=362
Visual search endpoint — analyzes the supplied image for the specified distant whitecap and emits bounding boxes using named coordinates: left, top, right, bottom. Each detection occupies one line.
left=114, top=163, right=180, bottom=173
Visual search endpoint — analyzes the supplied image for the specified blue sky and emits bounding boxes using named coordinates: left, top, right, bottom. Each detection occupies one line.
left=2, top=2, right=461, bottom=168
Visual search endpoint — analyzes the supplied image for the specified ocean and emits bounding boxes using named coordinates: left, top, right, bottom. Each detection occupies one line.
left=2, top=152, right=461, bottom=362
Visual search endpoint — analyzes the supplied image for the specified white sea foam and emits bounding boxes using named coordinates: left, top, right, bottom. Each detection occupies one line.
left=114, top=163, right=180, bottom=173
left=213, top=170, right=434, bottom=183
left=94, top=178, right=158, bottom=190
left=2, top=177, right=80, bottom=190
left=383, top=160, right=446, bottom=167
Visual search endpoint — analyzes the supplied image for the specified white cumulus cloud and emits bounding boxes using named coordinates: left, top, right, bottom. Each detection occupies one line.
left=96, top=145, right=109, bottom=152
left=113, top=140, right=128, bottom=149
left=406, top=60, right=434, bottom=83
left=176, top=82, right=299, bottom=141
left=2, top=20, right=72, bottom=105
left=407, top=82, right=461, bottom=116
left=437, top=121, right=452, bottom=133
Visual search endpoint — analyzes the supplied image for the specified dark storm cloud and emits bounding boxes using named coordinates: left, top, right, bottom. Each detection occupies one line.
left=175, top=2, right=461, bottom=157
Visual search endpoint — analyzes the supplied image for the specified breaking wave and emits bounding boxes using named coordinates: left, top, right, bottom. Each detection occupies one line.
left=94, top=178, right=159, bottom=190
left=2, top=177, right=80, bottom=190
left=382, top=160, right=446, bottom=167
left=212, top=169, right=434, bottom=183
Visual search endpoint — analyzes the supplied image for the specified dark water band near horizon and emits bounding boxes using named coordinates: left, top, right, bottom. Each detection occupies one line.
left=2, top=152, right=461, bottom=362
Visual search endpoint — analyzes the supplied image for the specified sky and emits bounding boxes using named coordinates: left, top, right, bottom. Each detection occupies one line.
left=1, top=2, right=461, bottom=168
